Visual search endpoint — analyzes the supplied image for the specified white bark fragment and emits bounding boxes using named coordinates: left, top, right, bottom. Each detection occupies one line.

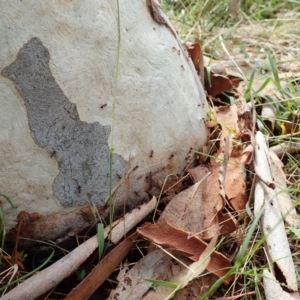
left=261, top=103, right=277, bottom=132
left=270, top=142, right=300, bottom=156
left=263, top=270, right=300, bottom=300
left=254, top=132, right=298, bottom=296
left=268, top=150, right=300, bottom=228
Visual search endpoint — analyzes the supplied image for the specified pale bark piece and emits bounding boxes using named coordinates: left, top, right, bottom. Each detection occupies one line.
left=268, top=150, right=300, bottom=228
left=270, top=142, right=300, bottom=156
left=261, top=103, right=277, bottom=132
left=0, top=0, right=208, bottom=238
left=263, top=270, right=300, bottom=300
left=254, top=132, right=297, bottom=292
left=109, top=250, right=174, bottom=300
left=1, top=197, right=157, bottom=300
left=141, top=254, right=191, bottom=300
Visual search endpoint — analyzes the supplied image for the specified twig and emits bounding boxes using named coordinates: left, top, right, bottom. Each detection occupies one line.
left=1, top=197, right=157, bottom=300
left=64, top=231, right=139, bottom=300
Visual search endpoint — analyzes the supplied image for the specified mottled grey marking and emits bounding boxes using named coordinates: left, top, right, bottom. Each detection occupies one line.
left=2, top=37, right=128, bottom=206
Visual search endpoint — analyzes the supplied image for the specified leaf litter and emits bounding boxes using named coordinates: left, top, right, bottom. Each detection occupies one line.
left=109, top=25, right=300, bottom=298
left=110, top=48, right=256, bottom=300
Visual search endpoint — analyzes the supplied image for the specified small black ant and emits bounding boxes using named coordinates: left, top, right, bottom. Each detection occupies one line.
left=50, top=151, right=56, bottom=158
left=76, top=185, right=82, bottom=194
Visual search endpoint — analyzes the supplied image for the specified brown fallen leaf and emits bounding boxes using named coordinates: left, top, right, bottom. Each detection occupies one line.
left=187, top=165, right=238, bottom=240
left=213, top=105, right=239, bottom=157
left=160, top=179, right=205, bottom=238
left=240, top=144, right=253, bottom=165
left=155, top=174, right=186, bottom=196
left=217, top=212, right=238, bottom=237
left=137, top=220, right=233, bottom=284
left=212, top=104, right=248, bottom=212
left=224, top=158, right=247, bottom=212
left=205, top=72, right=242, bottom=97
left=143, top=231, right=219, bottom=300
left=186, top=42, right=205, bottom=86
left=201, top=165, right=234, bottom=239
left=283, top=112, right=300, bottom=135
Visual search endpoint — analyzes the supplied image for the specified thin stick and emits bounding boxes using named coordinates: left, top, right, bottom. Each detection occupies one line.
left=1, top=197, right=157, bottom=300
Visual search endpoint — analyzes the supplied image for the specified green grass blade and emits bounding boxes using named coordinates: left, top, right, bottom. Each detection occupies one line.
left=254, top=76, right=271, bottom=95
left=0, top=194, right=14, bottom=208
left=143, top=278, right=178, bottom=289
left=244, top=68, right=256, bottom=100
left=268, top=52, right=281, bottom=90
left=288, top=226, right=300, bottom=239
left=199, top=208, right=264, bottom=300
left=97, top=223, right=105, bottom=261
left=108, top=0, right=121, bottom=241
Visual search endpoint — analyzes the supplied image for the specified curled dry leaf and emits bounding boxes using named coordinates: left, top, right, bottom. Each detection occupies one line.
left=205, top=72, right=242, bottom=97
left=143, top=233, right=218, bottom=300
left=137, top=220, right=233, bottom=284
left=240, top=144, right=253, bottom=165
left=186, top=42, right=205, bottom=86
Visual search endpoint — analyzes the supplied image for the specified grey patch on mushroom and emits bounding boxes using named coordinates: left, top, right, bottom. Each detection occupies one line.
left=2, top=37, right=128, bottom=206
